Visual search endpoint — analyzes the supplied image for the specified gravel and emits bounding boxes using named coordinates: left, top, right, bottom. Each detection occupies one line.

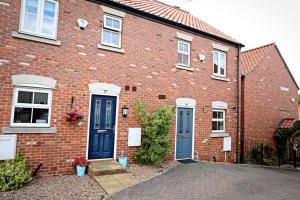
left=0, top=175, right=106, bottom=200
left=127, top=161, right=179, bottom=182
left=0, top=161, right=178, bottom=200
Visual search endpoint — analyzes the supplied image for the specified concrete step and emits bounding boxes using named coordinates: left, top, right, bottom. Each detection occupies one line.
left=94, top=173, right=138, bottom=195
left=89, top=160, right=126, bottom=176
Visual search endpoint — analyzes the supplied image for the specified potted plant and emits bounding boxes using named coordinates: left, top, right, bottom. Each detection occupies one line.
left=64, top=109, right=84, bottom=125
left=73, top=157, right=91, bottom=177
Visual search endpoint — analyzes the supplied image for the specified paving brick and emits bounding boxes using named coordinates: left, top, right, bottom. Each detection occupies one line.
left=108, top=162, right=300, bottom=200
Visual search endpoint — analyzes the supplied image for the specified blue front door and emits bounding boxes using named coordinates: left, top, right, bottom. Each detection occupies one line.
left=176, top=108, right=193, bottom=159
left=88, top=95, right=117, bottom=159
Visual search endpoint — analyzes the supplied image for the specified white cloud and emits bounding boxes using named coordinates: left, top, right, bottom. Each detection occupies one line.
left=160, top=0, right=300, bottom=88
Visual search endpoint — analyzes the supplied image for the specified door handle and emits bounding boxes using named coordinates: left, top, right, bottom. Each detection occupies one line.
left=97, top=130, right=107, bottom=134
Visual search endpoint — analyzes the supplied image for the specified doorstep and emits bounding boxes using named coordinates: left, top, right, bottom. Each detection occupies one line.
left=89, top=160, right=138, bottom=195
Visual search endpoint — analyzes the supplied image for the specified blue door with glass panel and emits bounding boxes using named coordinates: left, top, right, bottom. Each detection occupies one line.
left=88, top=95, right=117, bottom=159
left=176, top=108, right=193, bottom=159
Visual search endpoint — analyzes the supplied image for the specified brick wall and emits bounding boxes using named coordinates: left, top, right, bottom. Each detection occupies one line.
left=0, top=0, right=239, bottom=175
left=242, top=46, right=298, bottom=158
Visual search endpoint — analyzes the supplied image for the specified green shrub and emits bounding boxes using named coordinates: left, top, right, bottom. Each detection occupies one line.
left=134, top=100, right=174, bottom=164
left=251, top=146, right=262, bottom=163
left=0, top=153, right=32, bottom=191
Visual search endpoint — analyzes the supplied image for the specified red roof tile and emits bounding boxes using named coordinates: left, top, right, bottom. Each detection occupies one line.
left=111, top=0, right=240, bottom=44
left=277, top=118, right=295, bottom=129
left=241, top=43, right=275, bottom=75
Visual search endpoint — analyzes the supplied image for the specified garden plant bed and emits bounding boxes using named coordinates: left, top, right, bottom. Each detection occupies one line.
left=127, top=161, right=179, bottom=183
left=0, top=175, right=106, bottom=200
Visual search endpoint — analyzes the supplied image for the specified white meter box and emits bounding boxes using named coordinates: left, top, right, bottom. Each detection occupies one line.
left=0, top=135, right=17, bottom=160
left=223, top=136, right=231, bottom=152
left=128, top=128, right=141, bottom=147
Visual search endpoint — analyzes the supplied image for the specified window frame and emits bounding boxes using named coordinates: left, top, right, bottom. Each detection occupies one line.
left=212, top=109, right=225, bottom=133
left=213, top=50, right=227, bottom=77
left=19, top=0, right=59, bottom=39
left=177, top=40, right=191, bottom=67
left=10, top=87, right=52, bottom=128
left=101, top=14, right=122, bottom=48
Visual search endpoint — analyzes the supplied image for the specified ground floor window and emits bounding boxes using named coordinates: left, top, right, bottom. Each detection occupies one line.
left=212, top=109, right=225, bottom=132
left=11, top=87, right=52, bottom=127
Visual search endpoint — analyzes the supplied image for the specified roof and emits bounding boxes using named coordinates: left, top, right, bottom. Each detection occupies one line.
left=240, top=43, right=275, bottom=75
left=108, top=0, right=241, bottom=45
left=277, top=118, right=295, bottom=129
left=241, top=43, right=299, bottom=89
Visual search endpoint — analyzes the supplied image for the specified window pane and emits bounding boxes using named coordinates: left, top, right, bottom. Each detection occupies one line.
left=218, top=112, right=223, bottom=119
left=42, top=1, right=55, bottom=36
left=18, top=91, right=33, bottom=104
left=218, top=121, right=224, bottom=131
left=14, top=107, right=32, bottom=123
left=183, top=43, right=188, bottom=53
left=179, top=43, right=184, bottom=52
left=102, top=29, right=111, bottom=44
left=25, top=0, right=38, bottom=14
left=32, top=108, right=49, bottom=124
left=94, top=99, right=101, bottom=129
left=24, top=13, right=37, bottom=32
left=178, top=53, right=183, bottom=65
left=182, top=54, right=189, bottom=65
left=105, top=100, right=112, bottom=129
left=34, top=92, right=48, bottom=104
left=213, top=111, right=218, bottom=119
left=219, top=53, right=226, bottom=75
left=212, top=121, right=218, bottom=131
left=105, top=17, right=113, bottom=27
left=111, top=32, right=120, bottom=46
left=213, top=52, right=218, bottom=74
left=24, top=0, right=38, bottom=32
left=112, top=19, right=121, bottom=30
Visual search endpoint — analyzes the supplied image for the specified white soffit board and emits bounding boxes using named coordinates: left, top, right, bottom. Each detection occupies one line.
left=176, top=32, right=193, bottom=42
left=213, top=43, right=229, bottom=52
left=212, top=101, right=228, bottom=109
left=101, top=5, right=126, bottom=17
left=176, top=98, right=196, bottom=107
left=12, top=74, right=56, bottom=89
left=89, top=83, right=121, bottom=95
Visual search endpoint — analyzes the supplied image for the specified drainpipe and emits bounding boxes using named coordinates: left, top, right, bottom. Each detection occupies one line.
left=236, top=45, right=241, bottom=163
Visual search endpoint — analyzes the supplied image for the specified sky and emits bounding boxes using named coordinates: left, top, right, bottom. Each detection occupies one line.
left=160, top=0, right=300, bottom=90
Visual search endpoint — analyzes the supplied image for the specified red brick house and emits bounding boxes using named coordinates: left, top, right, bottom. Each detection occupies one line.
left=0, top=0, right=243, bottom=175
left=240, top=43, right=299, bottom=159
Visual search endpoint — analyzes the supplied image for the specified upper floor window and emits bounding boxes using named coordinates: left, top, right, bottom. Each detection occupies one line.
left=20, top=0, right=59, bottom=39
left=213, top=50, right=226, bottom=77
left=212, top=110, right=225, bottom=133
left=11, top=88, right=52, bottom=127
left=177, top=40, right=190, bottom=67
left=101, top=15, right=122, bottom=48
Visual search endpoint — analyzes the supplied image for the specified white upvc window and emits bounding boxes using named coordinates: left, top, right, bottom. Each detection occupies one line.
left=101, top=15, right=122, bottom=48
left=213, top=50, right=226, bottom=77
left=177, top=40, right=190, bottom=67
left=20, top=0, right=59, bottom=39
left=11, top=87, right=52, bottom=127
left=212, top=109, right=225, bottom=133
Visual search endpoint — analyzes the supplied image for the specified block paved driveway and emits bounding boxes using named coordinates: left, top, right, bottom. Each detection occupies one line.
left=108, top=162, right=300, bottom=200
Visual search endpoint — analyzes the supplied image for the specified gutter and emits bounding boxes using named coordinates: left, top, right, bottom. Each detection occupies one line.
left=236, top=45, right=242, bottom=163
left=93, top=0, right=245, bottom=48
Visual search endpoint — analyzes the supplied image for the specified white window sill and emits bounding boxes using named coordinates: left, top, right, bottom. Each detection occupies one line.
left=97, top=43, right=125, bottom=54
left=211, top=75, right=230, bottom=82
left=210, top=132, right=229, bottom=138
left=12, top=31, right=61, bottom=46
left=175, top=64, right=194, bottom=71
left=2, top=127, right=57, bottom=134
